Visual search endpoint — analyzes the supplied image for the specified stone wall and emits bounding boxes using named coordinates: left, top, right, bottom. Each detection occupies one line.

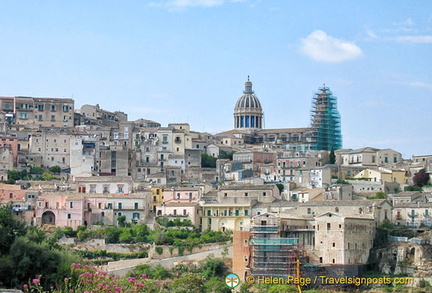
left=74, top=239, right=151, bottom=253
left=148, top=241, right=232, bottom=259
left=347, top=180, right=385, bottom=195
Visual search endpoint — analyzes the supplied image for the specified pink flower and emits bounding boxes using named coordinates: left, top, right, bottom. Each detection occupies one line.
left=141, top=274, right=147, bottom=279
left=128, top=277, right=135, bottom=283
left=23, top=284, right=28, bottom=288
left=32, top=279, right=40, bottom=284
left=64, top=277, right=69, bottom=282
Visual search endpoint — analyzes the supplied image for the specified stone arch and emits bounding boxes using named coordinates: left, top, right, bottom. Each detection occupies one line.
left=218, top=218, right=227, bottom=232
left=42, top=211, right=56, bottom=225
left=410, top=247, right=416, bottom=259
left=234, top=218, right=244, bottom=231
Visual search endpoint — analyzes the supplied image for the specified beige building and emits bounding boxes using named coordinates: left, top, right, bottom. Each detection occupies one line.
left=14, top=96, right=74, bottom=129
left=75, top=176, right=133, bottom=194
left=253, top=199, right=392, bottom=227
left=338, top=147, right=402, bottom=167
left=29, top=130, right=72, bottom=169
left=313, top=212, right=375, bottom=265
left=200, top=184, right=280, bottom=232
left=393, top=202, right=432, bottom=226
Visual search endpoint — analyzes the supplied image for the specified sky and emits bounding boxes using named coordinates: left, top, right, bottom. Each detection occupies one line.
left=0, top=0, right=431, bottom=158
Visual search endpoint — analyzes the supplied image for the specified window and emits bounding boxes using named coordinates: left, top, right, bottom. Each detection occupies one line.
left=68, top=214, right=71, bottom=219
left=307, top=208, right=311, bottom=215
left=103, top=185, right=109, bottom=194
left=19, top=113, right=28, bottom=119
left=51, top=115, right=55, bottom=121
left=118, top=202, right=122, bottom=210
left=189, top=192, right=192, bottom=199
left=245, top=210, right=249, bottom=216
left=263, top=192, right=266, bottom=196
left=62, top=105, right=69, bottom=112
left=133, top=212, right=140, bottom=219
left=90, top=185, right=96, bottom=194
left=327, top=223, right=331, bottom=230
left=176, top=193, right=180, bottom=199
left=117, top=185, right=124, bottom=193
left=70, top=202, right=73, bottom=209
left=245, top=192, right=248, bottom=197
left=134, top=202, right=138, bottom=209
left=51, top=105, right=56, bottom=111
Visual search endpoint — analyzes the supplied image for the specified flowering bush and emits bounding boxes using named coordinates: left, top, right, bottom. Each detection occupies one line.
left=23, top=263, right=166, bottom=293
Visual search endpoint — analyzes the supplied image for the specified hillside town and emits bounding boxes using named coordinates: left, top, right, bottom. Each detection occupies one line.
left=1, top=79, right=431, bottom=291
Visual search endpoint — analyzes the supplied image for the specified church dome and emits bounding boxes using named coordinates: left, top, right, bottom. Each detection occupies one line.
left=233, top=77, right=264, bottom=130
left=234, top=79, right=262, bottom=110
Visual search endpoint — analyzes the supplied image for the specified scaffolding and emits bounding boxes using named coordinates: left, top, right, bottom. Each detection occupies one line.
left=249, top=215, right=300, bottom=277
left=310, top=85, right=342, bottom=151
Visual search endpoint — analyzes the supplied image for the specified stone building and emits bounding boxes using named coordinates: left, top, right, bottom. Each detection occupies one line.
left=28, top=130, right=72, bottom=169
left=14, top=96, right=74, bottom=129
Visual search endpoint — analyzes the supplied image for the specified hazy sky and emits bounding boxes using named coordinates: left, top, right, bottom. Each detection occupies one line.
left=1, top=1, right=431, bottom=158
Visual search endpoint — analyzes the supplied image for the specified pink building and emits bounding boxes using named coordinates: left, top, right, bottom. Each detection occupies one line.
left=156, top=187, right=202, bottom=226
left=0, top=136, right=19, bottom=165
left=0, top=183, right=26, bottom=201
left=35, top=193, right=85, bottom=229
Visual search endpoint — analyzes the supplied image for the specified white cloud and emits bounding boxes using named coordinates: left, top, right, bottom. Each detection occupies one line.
left=408, top=81, right=432, bottom=89
left=395, top=35, right=432, bottom=43
left=365, top=28, right=378, bottom=40
left=149, top=0, right=242, bottom=8
left=299, top=30, right=363, bottom=63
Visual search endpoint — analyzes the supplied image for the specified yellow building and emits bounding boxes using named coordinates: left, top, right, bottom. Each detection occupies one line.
left=151, top=186, right=165, bottom=212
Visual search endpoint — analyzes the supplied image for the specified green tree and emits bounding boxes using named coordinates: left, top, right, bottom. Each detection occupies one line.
left=118, top=215, right=127, bottom=227
left=276, top=183, right=284, bottom=194
left=200, top=257, right=226, bottom=280
left=7, top=170, right=21, bottom=180
left=48, top=165, right=61, bottom=174
left=6, top=236, right=79, bottom=288
left=219, top=150, right=234, bottom=160
left=201, top=153, right=217, bottom=168
left=30, top=166, right=44, bottom=174
left=119, top=229, right=133, bottom=243
left=336, top=178, right=349, bottom=184
left=42, top=171, right=55, bottom=180
left=152, top=264, right=170, bottom=279
left=0, top=206, right=26, bottom=255
left=329, top=148, right=336, bottom=164
left=204, top=278, right=232, bottom=293
left=104, top=227, right=122, bottom=243
left=375, top=191, right=388, bottom=199
left=171, top=274, right=205, bottom=293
